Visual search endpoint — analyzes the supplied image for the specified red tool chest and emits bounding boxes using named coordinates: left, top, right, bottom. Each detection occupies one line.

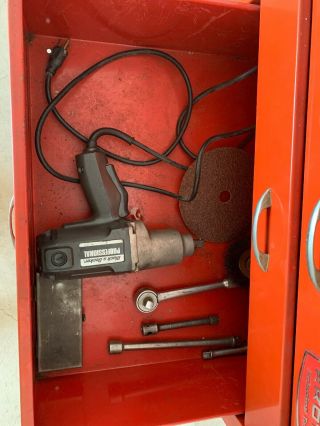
left=291, top=1, right=320, bottom=425
left=8, top=0, right=313, bottom=425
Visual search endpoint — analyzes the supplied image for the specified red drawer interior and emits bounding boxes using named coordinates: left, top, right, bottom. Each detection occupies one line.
left=14, top=1, right=259, bottom=424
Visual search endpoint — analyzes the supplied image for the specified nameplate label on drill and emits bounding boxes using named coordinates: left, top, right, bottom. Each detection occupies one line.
left=79, top=240, right=124, bottom=267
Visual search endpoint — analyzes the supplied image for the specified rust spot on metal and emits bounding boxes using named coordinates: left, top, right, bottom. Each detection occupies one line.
left=25, top=32, right=35, bottom=44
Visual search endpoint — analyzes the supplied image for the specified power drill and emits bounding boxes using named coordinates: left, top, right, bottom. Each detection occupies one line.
left=37, top=144, right=195, bottom=279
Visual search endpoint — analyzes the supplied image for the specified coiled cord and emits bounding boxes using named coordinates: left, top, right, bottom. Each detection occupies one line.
left=36, top=44, right=256, bottom=199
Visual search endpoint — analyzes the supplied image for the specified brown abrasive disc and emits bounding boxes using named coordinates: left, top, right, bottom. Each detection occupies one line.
left=179, top=147, right=253, bottom=243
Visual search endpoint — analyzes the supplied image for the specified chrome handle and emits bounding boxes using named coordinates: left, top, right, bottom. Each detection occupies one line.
left=8, top=196, right=15, bottom=247
left=252, top=188, right=272, bottom=272
left=307, top=200, right=320, bottom=290
left=158, top=280, right=230, bottom=301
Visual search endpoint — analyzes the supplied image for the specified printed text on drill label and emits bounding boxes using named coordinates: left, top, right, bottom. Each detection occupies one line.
left=79, top=240, right=124, bottom=267
left=80, top=255, right=124, bottom=266
left=79, top=240, right=123, bottom=247
left=83, top=247, right=121, bottom=257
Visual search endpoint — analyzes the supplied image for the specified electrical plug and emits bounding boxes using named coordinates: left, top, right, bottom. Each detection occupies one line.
left=46, top=39, right=69, bottom=75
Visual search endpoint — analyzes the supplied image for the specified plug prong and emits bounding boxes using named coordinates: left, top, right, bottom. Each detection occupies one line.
left=63, top=39, right=70, bottom=51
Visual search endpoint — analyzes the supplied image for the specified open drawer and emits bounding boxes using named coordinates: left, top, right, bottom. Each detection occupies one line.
left=8, top=0, right=310, bottom=425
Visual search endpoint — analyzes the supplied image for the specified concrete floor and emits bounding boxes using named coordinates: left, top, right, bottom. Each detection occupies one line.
left=0, top=1, right=225, bottom=425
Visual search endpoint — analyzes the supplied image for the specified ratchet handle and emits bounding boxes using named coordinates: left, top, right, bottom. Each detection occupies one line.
left=157, top=279, right=231, bottom=302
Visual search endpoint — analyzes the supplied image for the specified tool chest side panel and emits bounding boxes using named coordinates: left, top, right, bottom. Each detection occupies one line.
left=291, top=2, right=320, bottom=424
left=8, top=0, right=36, bottom=424
left=245, top=0, right=311, bottom=425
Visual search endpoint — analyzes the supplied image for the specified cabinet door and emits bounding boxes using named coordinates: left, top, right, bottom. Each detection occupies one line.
left=291, top=2, right=320, bottom=425
left=245, top=1, right=311, bottom=425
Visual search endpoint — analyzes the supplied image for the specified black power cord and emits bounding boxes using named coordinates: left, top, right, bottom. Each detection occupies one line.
left=45, top=52, right=257, bottom=163
left=87, top=125, right=255, bottom=201
left=36, top=42, right=256, bottom=199
left=175, top=66, right=257, bottom=159
left=39, top=46, right=193, bottom=176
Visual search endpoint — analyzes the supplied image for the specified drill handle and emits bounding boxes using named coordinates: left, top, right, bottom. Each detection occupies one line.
left=75, top=149, right=129, bottom=225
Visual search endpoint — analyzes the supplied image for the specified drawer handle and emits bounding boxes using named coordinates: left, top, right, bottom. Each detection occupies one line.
left=8, top=196, right=15, bottom=247
left=307, top=200, right=320, bottom=290
left=252, top=188, right=272, bottom=272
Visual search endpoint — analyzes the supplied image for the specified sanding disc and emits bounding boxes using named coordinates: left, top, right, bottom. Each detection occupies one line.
left=179, top=147, right=253, bottom=243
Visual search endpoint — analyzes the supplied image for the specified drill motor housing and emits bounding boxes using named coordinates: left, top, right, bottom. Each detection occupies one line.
left=37, top=148, right=194, bottom=279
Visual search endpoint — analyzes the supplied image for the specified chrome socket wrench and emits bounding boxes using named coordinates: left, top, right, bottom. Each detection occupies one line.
left=202, top=345, right=247, bottom=360
left=135, top=279, right=238, bottom=313
left=142, top=315, right=219, bottom=336
left=109, top=336, right=240, bottom=354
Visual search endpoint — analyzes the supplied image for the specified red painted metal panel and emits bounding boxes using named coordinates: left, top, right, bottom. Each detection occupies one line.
left=28, top=35, right=255, bottom=375
left=29, top=34, right=254, bottom=423
left=9, top=1, right=259, bottom=425
left=291, top=2, right=320, bottom=424
left=23, top=0, right=259, bottom=59
left=245, top=0, right=311, bottom=425
left=8, top=1, right=35, bottom=425
left=35, top=358, right=246, bottom=426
